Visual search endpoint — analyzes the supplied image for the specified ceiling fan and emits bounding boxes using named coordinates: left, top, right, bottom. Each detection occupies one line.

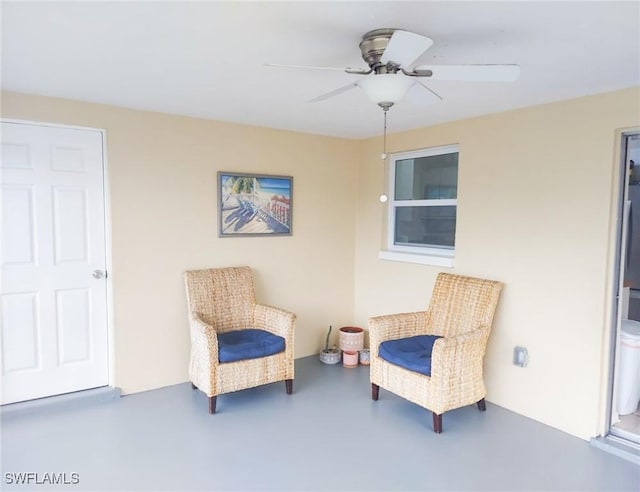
left=268, top=28, right=520, bottom=111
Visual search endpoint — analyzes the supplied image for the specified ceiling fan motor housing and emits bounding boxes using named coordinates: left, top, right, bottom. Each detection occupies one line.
left=359, top=28, right=399, bottom=73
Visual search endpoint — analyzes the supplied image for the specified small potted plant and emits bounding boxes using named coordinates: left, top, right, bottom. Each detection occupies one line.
left=319, top=325, right=341, bottom=365
left=359, top=348, right=370, bottom=366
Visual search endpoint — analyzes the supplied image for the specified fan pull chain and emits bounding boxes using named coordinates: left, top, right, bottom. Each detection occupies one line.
left=381, top=107, right=388, bottom=160
left=378, top=106, right=390, bottom=203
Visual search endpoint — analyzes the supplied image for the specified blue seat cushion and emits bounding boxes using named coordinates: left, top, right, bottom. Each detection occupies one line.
left=378, top=335, right=443, bottom=376
left=217, top=329, right=286, bottom=363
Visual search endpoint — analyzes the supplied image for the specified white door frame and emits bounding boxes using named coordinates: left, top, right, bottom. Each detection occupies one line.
left=2, top=118, right=115, bottom=393
left=600, top=127, right=639, bottom=439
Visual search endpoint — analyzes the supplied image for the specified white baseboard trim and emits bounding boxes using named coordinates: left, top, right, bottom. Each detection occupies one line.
left=1, top=386, right=121, bottom=417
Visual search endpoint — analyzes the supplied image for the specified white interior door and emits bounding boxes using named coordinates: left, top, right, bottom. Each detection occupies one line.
left=1, top=121, right=109, bottom=404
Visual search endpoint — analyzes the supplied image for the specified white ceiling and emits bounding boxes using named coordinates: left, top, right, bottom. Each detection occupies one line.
left=2, top=1, right=639, bottom=139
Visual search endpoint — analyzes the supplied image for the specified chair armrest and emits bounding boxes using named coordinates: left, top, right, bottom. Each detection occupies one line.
left=368, top=311, right=429, bottom=356
left=430, top=324, right=490, bottom=383
left=188, top=313, right=219, bottom=368
left=254, top=304, right=296, bottom=339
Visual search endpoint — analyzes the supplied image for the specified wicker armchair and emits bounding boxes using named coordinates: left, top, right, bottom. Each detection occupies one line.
left=184, top=266, right=296, bottom=413
left=369, top=272, right=503, bottom=433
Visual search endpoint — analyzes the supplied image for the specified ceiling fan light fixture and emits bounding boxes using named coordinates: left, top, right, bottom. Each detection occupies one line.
left=357, top=74, right=414, bottom=107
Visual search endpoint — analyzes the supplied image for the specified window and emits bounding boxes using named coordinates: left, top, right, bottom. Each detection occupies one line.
left=379, top=144, right=458, bottom=267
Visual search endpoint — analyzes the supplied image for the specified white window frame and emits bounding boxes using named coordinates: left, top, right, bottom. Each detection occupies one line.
left=379, top=144, right=458, bottom=267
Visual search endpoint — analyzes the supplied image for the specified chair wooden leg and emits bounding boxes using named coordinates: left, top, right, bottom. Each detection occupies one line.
left=191, top=382, right=197, bottom=390
left=433, top=412, right=443, bottom=433
left=371, top=383, right=380, bottom=401
left=208, top=396, right=217, bottom=414
left=477, top=398, right=486, bottom=412
left=285, top=379, right=293, bottom=395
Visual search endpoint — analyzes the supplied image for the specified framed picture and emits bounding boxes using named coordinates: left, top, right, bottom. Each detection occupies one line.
left=218, top=172, right=293, bottom=237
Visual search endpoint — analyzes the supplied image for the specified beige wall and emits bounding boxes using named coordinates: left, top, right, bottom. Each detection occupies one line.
left=4, top=87, right=639, bottom=440
left=354, top=87, right=640, bottom=439
left=1, top=91, right=358, bottom=394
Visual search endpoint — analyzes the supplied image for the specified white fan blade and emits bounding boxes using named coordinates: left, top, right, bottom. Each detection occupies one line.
left=380, top=30, right=434, bottom=68
left=405, top=82, right=443, bottom=106
left=414, top=64, right=520, bottom=82
left=307, top=83, right=358, bottom=103
left=265, top=63, right=369, bottom=74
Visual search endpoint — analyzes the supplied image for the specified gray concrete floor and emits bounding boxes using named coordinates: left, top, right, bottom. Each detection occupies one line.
left=2, top=356, right=639, bottom=491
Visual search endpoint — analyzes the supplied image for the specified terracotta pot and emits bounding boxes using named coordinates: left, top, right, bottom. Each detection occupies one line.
left=342, top=350, right=358, bottom=368
left=339, top=326, right=364, bottom=352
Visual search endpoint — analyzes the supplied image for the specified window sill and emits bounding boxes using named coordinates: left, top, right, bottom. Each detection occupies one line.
left=378, top=250, right=455, bottom=267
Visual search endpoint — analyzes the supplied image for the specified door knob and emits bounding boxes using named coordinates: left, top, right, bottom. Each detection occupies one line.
left=92, top=269, right=105, bottom=279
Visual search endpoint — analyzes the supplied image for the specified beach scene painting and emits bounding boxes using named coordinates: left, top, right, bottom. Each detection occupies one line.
left=218, top=172, right=293, bottom=236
